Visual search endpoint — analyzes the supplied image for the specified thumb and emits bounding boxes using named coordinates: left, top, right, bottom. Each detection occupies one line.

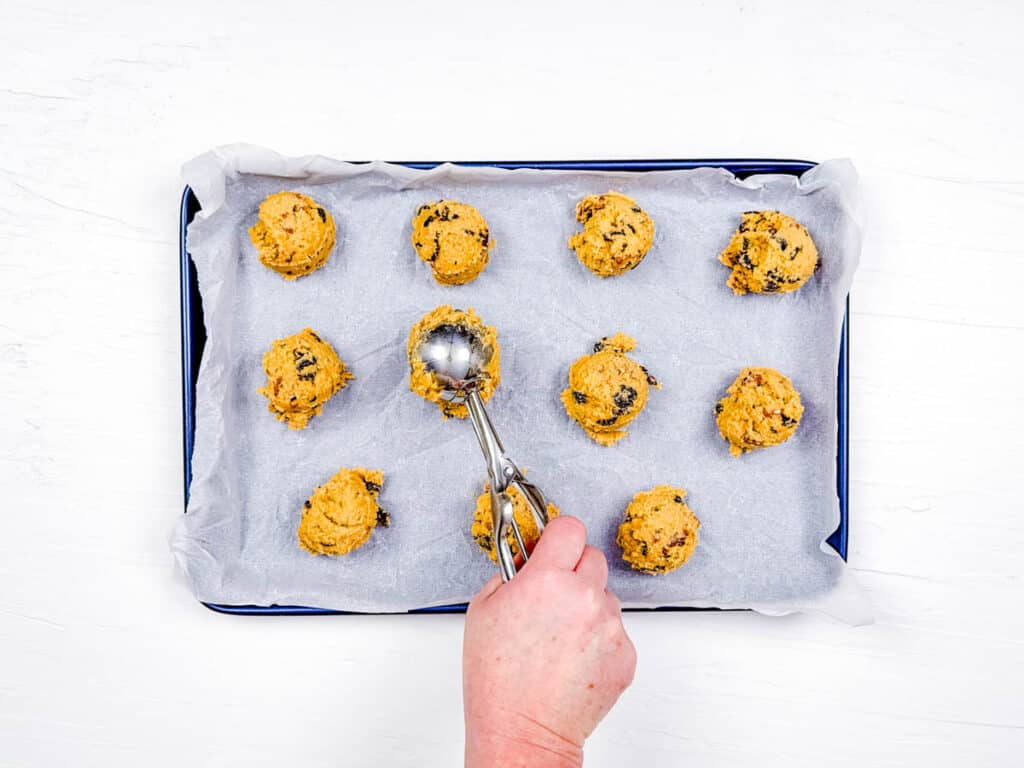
left=522, top=516, right=587, bottom=573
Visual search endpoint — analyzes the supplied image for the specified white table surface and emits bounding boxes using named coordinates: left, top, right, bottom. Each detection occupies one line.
left=2, top=1, right=1022, bottom=765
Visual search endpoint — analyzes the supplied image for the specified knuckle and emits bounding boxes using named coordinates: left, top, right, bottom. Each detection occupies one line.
left=611, top=657, right=636, bottom=691
left=620, top=638, right=638, bottom=686
left=624, top=636, right=638, bottom=669
left=604, top=591, right=622, bottom=613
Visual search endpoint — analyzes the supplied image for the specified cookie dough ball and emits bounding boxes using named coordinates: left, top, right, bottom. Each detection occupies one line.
left=568, top=191, right=655, bottom=277
left=406, top=305, right=500, bottom=419
left=411, top=200, right=492, bottom=285
left=718, top=210, right=818, bottom=294
left=715, top=367, right=804, bottom=457
left=560, top=333, right=660, bottom=446
left=617, top=485, right=700, bottom=574
left=248, top=191, right=336, bottom=279
left=257, top=328, right=353, bottom=430
left=471, top=485, right=560, bottom=563
left=297, top=467, right=390, bottom=556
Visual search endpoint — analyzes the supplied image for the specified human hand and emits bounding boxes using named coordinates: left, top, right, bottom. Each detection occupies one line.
left=462, top=516, right=637, bottom=768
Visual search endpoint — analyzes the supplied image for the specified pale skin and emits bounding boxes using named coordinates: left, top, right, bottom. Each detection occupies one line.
left=463, top=516, right=638, bottom=768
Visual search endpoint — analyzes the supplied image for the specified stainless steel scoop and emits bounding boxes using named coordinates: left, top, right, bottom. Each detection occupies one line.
left=415, top=323, right=549, bottom=581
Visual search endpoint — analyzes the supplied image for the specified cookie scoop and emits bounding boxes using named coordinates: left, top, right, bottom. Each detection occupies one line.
left=414, top=323, right=549, bottom=581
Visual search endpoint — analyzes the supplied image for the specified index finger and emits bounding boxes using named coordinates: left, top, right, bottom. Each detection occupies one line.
left=521, top=516, right=587, bottom=573
left=574, top=544, right=609, bottom=587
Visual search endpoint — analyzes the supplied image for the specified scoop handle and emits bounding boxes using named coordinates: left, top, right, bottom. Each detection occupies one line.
left=465, top=390, right=549, bottom=581
left=465, top=389, right=513, bottom=494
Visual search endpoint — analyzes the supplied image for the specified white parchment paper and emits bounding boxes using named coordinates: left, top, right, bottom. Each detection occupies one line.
left=171, top=145, right=870, bottom=623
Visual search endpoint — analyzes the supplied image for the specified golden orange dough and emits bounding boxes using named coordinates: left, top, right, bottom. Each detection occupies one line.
left=410, top=200, right=492, bottom=285
left=715, top=367, right=804, bottom=457
left=248, top=191, right=336, bottom=279
left=560, top=333, right=660, bottom=446
left=568, top=191, right=655, bottom=277
left=471, top=484, right=560, bottom=563
left=617, top=485, right=700, bottom=574
left=406, top=305, right=500, bottom=419
left=297, top=467, right=389, bottom=556
left=718, top=210, right=818, bottom=294
left=257, top=328, right=353, bottom=430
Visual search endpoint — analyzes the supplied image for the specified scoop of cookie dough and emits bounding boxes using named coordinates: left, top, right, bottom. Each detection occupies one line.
left=471, top=484, right=560, bottom=563
left=406, top=305, right=500, bottom=419
left=568, top=191, right=655, bottom=277
left=617, top=485, right=700, bottom=574
left=718, top=210, right=818, bottom=294
left=715, top=367, right=804, bottom=456
left=257, top=328, right=353, bottom=430
left=297, top=467, right=390, bottom=556
left=410, top=200, right=492, bottom=285
left=248, top=191, right=336, bottom=280
left=560, top=333, right=659, bottom=446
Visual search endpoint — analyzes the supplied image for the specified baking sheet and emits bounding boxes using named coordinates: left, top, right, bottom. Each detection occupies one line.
left=171, top=145, right=870, bottom=623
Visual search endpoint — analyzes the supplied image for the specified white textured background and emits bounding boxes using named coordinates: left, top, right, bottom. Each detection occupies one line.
left=1, top=1, right=1021, bottom=765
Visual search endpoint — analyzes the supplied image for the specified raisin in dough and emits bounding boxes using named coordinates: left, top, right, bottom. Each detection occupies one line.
left=257, top=328, right=352, bottom=430
left=248, top=191, right=336, bottom=279
left=617, top=485, right=700, bottom=574
left=471, top=484, right=560, bottom=563
left=715, top=367, right=804, bottom=457
left=410, top=200, right=492, bottom=285
left=297, top=467, right=390, bottom=556
left=718, top=210, right=818, bottom=294
left=560, top=333, right=659, bottom=446
left=406, top=305, right=500, bottom=419
left=568, top=191, right=655, bottom=277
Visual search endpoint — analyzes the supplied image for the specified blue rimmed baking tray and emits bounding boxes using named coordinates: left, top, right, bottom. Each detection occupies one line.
left=179, top=158, right=849, bottom=615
